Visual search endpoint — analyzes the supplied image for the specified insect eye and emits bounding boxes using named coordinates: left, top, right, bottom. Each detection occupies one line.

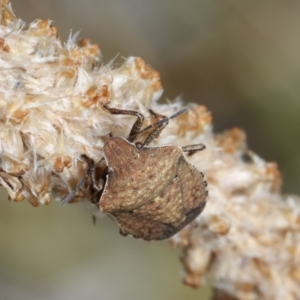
left=135, top=142, right=143, bottom=149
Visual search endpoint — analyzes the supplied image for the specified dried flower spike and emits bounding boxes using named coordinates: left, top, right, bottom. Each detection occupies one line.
left=1, top=2, right=300, bottom=300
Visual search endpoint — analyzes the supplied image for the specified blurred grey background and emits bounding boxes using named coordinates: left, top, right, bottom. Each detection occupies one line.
left=1, top=0, right=300, bottom=299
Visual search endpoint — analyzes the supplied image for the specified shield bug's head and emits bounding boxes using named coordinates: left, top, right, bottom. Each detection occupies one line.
left=62, top=106, right=208, bottom=240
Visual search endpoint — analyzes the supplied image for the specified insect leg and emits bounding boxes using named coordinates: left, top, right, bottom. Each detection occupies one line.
left=82, top=155, right=105, bottom=204
left=132, top=107, right=189, bottom=140
left=148, top=108, right=166, bottom=120
left=90, top=179, right=105, bottom=204
left=142, top=122, right=168, bottom=146
left=140, top=109, right=168, bottom=146
left=135, top=108, right=189, bottom=147
left=61, top=156, right=105, bottom=206
left=103, top=105, right=144, bottom=142
left=81, top=155, right=105, bottom=191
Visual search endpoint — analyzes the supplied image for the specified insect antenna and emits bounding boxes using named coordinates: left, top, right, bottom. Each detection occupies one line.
left=131, top=107, right=189, bottom=139
left=157, top=107, right=189, bottom=124
left=61, top=176, right=88, bottom=206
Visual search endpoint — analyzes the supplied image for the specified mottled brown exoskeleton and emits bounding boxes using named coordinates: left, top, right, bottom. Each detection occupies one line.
left=62, top=105, right=208, bottom=240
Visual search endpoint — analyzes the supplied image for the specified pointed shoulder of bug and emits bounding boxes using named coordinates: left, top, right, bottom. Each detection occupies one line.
left=178, top=155, right=208, bottom=212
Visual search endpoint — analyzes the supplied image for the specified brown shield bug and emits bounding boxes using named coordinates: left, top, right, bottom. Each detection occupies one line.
left=62, top=105, right=208, bottom=240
